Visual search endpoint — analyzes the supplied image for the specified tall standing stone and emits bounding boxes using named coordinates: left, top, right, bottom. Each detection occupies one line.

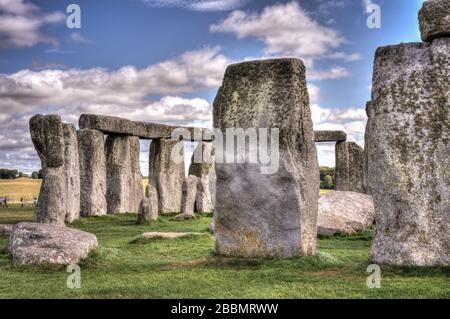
left=63, top=123, right=80, bottom=223
left=335, top=141, right=364, bottom=193
left=78, top=129, right=107, bottom=217
left=149, top=139, right=185, bottom=214
left=213, top=58, right=319, bottom=258
left=366, top=38, right=450, bottom=266
left=188, top=142, right=216, bottom=212
left=29, top=115, right=67, bottom=225
left=138, top=185, right=159, bottom=224
left=105, top=135, right=143, bottom=213
left=419, top=0, right=450, bottom=42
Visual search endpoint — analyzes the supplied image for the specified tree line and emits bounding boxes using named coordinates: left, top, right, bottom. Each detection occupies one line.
left=320, top=166, right=335, bottom=190
left=0, top=168, right=43, bottom=179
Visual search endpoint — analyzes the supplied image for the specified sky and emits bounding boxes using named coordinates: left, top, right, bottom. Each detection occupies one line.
left=0, top=0, right=426, bottom=175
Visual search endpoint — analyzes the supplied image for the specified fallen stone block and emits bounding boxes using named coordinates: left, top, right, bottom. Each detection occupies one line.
left=8, top=223, right=98, bottom=266
left=317, top=191, right=374, bottom=236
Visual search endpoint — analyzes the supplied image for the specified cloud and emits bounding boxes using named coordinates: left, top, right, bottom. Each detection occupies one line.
left=69, top=32, right=91, bottom=44
left=0, top=47, right=229, bottom=173
left=0, top=0, right=65, bottom=48
left=308, top=66, right=351, bottom=80
left=210, top=1, right=358, bottom=80
left=140, top=0, right=252, bottom=12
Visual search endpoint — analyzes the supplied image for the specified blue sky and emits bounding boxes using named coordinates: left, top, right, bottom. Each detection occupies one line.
left=0, top=0, right=426, bottom=174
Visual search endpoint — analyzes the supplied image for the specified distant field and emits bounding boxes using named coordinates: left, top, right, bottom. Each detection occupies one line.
left=0, top=177, right=332, bottom=201
left=0, top=178, right=41, bottom=202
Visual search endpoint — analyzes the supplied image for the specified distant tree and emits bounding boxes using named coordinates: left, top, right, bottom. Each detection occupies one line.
left=18, top=172, right=28, bottom=178
left=0, top=169, right=18, bottom=179
left=31, top=171, right=39, bottom=179
left=323, top=175, right=334, bottom=189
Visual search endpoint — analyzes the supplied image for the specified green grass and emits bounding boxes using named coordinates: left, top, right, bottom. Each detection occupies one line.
left=0, top=208, right=448, bottom=299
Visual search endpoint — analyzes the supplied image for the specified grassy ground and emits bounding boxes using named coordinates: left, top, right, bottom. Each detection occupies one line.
left=0, top=207, right=448, bottom=299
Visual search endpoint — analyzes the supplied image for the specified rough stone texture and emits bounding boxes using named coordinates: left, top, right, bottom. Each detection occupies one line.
left=133, top=232, right=206, bottom=241
left=188, top=142, right=216, bottom=212
left=29, top=114, right=67, bottom=225
left=366, top=39, right=450, bottom=266
left=79, top=114, right=212, bottom=141
left=8, top=223, right=98, bottom=265
left=314, top=131, right=347, bottom=142
left=149, top=139, right=185, bottom=214
left=179, top=175, right=198, bottom=217
left=419, top=0, right=450, bottom=42
left=317, top=191, right=375, bottom=236
left=63, top=124, right=80, bottom=223
left=335, top=141, right=364, bottom=193
left=78, top=129, right=107, bottom=216
left=0, top=224, right=13, bottom=237
left=105, top=135, right=143, bottom=213
left=213, top=58, right=320, bottom=258
left=146, top=184, right=159, bottom=220
left=137, top=198, right=150, bottom=224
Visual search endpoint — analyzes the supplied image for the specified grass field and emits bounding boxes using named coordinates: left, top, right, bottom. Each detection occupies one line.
left=0, top=178, right=332, bottom=201
left=0, top=207, right=448, bottom=298
left=0, top=178, right=41, bottom=201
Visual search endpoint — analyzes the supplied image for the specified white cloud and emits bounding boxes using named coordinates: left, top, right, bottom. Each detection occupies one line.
left=69, top=32, right=91, bottom=44
left=0, top=0, right=65, bottom=48
left=308, top=66, right=351, bottom=80
left=211, top=1, right=343, bottom=57
left=210, top=1, right=358, bottom=80
left=0, top=47, right=228, bottom=173
left=140, top=0, right=251, bottom=11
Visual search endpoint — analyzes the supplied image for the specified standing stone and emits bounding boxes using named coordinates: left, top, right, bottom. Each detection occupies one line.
left=145, top=184, right=159, bottom=222
left=149, top=139, right=185, bottom=214
left=105, top=135, right=143, bottom=214
left=335, top=141, right=364, bottom=193
left=366, top=38, right=450, bottom=266
left=63, top=124, right=80, bottom=223
left=188, top=142, right=216, bottom=212
left=419, top=0, right=450, bottom=42
left=78, top=129, right=107, bottom=217
left=213, top=59, right=319, bottom=257
left=176, top=175, right=198, bottom=220
left=29, top=114, right=67, bottom=225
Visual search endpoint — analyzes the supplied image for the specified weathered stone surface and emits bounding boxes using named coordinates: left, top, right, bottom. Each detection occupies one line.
left=105, top=135, right=143, bottom=213
left=146, top=184, right=159, bottom=220
left=79, top=114, right=212, bottom=141
left=29, top=114, right=65, bottom=168
left=419, top=0, right=450, bottom=42
left=366, top=39, right=450, bottom=266
left=78, top=129, right=107, bottom=216
left=149, top=139, right=185, bottom=214
left=314, top=131, right=347, bottom=142
left=8, top=223, right=98, bottom=265
left=132, top=232, right=206, bottom=242
left=213, top=58, right=320, bottom=258
left=317, top=191, right=374, bottom=236
left=335, top=141, right=364, bottom=193
left=179, top=175, right=198, bottom=217
left=63, top=124, right=80, bottom=223
left=188, top=142, right=216, bottom=212
left=29, top=114, right=66, bottom=225
left=0, top=224, right=13, bottom=237
left=137, top=198, right=151, bottom=224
